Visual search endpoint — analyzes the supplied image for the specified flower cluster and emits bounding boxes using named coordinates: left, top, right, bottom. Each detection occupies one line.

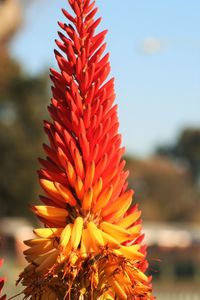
left=18, top=0, right=154, bottom=299
left=0, top=259, right=6, bottom=300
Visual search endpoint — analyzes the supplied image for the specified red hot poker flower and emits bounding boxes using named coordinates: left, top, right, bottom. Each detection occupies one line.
left=18, top=0, right=155, bottom=299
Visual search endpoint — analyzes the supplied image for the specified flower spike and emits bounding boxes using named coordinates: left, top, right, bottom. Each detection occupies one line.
left=18, top=0, right=155, bottom=299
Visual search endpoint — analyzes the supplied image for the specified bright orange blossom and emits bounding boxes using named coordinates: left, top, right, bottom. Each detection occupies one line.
left=18, top=1, right=155, bottom=299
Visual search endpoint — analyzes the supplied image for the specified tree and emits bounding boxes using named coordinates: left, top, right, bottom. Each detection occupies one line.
left=0, top=54, right=49, bottom=218
left=156, top=128, right=200, bottom=183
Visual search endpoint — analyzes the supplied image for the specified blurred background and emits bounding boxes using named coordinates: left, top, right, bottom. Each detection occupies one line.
left=0, top=0, right=200, bottom=298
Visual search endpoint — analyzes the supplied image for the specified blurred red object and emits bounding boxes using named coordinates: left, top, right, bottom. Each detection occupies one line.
left=0, top=259, right=6, bottom=300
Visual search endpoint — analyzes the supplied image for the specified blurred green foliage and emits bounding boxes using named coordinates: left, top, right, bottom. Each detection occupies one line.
left=126, top=154, right=200, bottom=223
left=125, top=128, right=200, bottom=223
left=0, top=52, right=49, bottom=218
left=156, top=128, right=200, bottom=182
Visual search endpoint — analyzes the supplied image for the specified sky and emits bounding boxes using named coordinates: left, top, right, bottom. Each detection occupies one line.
left=10, top=0, right=200, bottom=157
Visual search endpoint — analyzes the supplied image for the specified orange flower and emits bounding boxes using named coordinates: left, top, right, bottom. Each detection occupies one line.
left=18, top=0, right=155, bottom=299
left=0, top=259, right=6, bottom=300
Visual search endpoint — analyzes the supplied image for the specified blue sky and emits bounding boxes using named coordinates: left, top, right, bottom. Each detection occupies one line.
left=11, top=0, right=200, bottom=156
